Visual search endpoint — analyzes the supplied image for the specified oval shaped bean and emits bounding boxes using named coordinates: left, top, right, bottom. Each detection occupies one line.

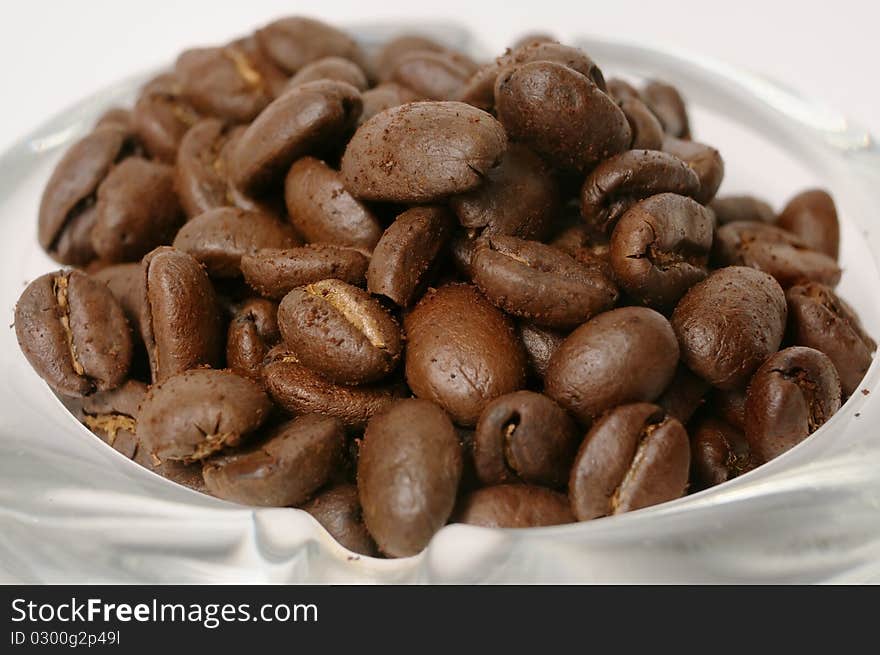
left=300, top=484, right=378, bottom=557
left=226, top=298, right=281, bottom=382
left=690, top=415, right=754, bottom=490
left=359, top=82, right=420, bottom=125
left=174, top=118, right=236, bottom=219
left=642, top=80, right=690, bottom=138
left=242, top=245, right=369, bottom=300
left=287, top=56, right=369, bottom=91
left=709, top=195, right=776, bottom=225
left=777, top=189, right=840, bottom=259
left=456, top=485, right=574, bottom=528
left=371, top=34, right=448, bottom=81
left=661, top=136, right=724, bottom=205
left=619, top=97, right=665, bottom=150
left=255, top=16, right=365, bottom=74
left=131, top=73, right=201, bottom=163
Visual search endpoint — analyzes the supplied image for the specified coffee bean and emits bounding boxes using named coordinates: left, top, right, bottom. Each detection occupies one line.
left=580, top=150, right=700, bottom=235
left=141, top=247, right=223, bottom=383
left=229, top=35, right=291, bottom=98
left=367, top=206, right=455, bottom=306
left=517, top=321, right=565, bottom=379
left=15, top=270, right=132, bottom=397
left=371, top=34, right=448, bottom=81
left=777, top=189, right=839, bottom=259
left=744, top=346, right=841, bottom=462
left=287, top=56, right=369, bottom=91
left=175, top=118, right=237, bottom=218
left=226, top=298, right=280, bottom=382
left=609, top=193, right=714, bottom=309
left=300, top=484, right=378, bottom=556
left=278, top=279, right=402, bottom=385
left=341, top=101, right=507, bottom=203
left=642, top=80, right=690, bottom=138
left=79, top=379, right=147, bottom=458
left=709, top=195, right=776, bottom=225
left=131, top=74, right=200, bottom=164
left=545, top=307, right=679, bottom=424
left=359, top=83, right=420, bottom=125
left=255, top=16, right=365, bottom=74
left=672, top=266, right=787, bottom=389
left=690, top=415, right=753, bottom=489
left=404, top=284, right=527, bottom=426
left=656, top=364, right=710, bottom=424
left=662, top=136, right=724, bottom=205
left=389, top=49, right=473, bottom=100
left=173, top=207, right=300, bottom=278
left=456, top=484, right=573, bottom=528
left=95, top=107, right=133, bottom=132
left=203, top=414, right=345, bottom=506
left=473, top=390, right=579, bottom=487
left=284, top=157, right=382, bottom=249
left=569, top=403, right=689, bottom=520
left=711, top=387, right=747, bottom=431
left=472, top=236, right=618, bottom=329
left=358, top=398, right=462, bottom=557
left=606, top=78, right=640, bottom=102
left=619, top=97, right=665, bottom=150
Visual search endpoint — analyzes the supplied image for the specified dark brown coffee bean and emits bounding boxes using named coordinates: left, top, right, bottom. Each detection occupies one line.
left=456, top=485, right=573, bottom=528
left=709, top=195, right=776, bottom=225
left=473, top=390, right=579, bottom=487
left=218, top=125, right=288, bottom=216
left=517, top=321, right=565, bottom=379
left=786, top=282, right=875, bottom=396
left=656, top=364, right=710, bottom=424
left=388, top=49, right=472, bottom=100
left=242, top=245, right=369, bottom=300
left=229, top=34, right=292, bottom=98
left=367, top=206, right=455, bottom=306
left=450, top=143, right=560, bottom=241
left=15, top=270, right=132, bottom=397
left=545, top=307, right=679, bottom=424
left=495, top=61, right=629, bottom=172
left=255, top=16, right=365, bottom=74
left=226, top=298, right=280, bottom=382
left=80, top=379, right=147, bottom=458
left=38, top=126, right=130, bottom=265
left=341, top=101, right=507, bottom=203
left=609, top=193, right=714, bottom=309
left=300, top=484, right=378, bottom=556
left=278, top=279, right=402, bottom=385
left=141, top=247, right=223, bottom=383
left=230, top=80, right=362, bottom=196
left=711, top=388, right=746, bottom=432
left=714, top=221, right=841, bottom=288
left=287, top=56, right=369, bottom=91
left=569, top=403, right=689, bottom=520
left=472, top=236, right=618, bottom=329
left=371, top=34, right=449, bottom=81
left=642, top=80, right=690, bottom=138
left=580, top=150, right=700, bottom=235
left=359, top=83, right=421, bottom=125
left=172, top=207, right=300, bottom=278
left=203, top=414, right=345, bottom=506
left=662, top=136, right=724, bottom=205
left=91, top=158, right=184, bottom=263
left=284, top=157, right=382, bottom=249
left=672, top=266, right=787, bottom=390
left=174, top=118, right=236, bottom=219
left=690, top=415, right=754, bottom=490
left=405, top=284, right=527, bottom=426
left=131, top=74, right=201, bottom=164
left=606, top=78, right=640, bottom=102
left=262, top=346, right=403, bottom=427
left=744, top=346, right=841, bottom=462
left=358, top=398, right=462, bottom=557
left=777, top=189, right=840, bottom=259
left=619, top=97, right=665, bottom=151
left=93, top=262, right=146, bottom=347
left=138, top=368, right=272, bottom=462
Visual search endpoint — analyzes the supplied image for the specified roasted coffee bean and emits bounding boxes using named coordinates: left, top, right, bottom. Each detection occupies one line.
left=777, top=189, right=840, bottom=259
left=371, top=34, right=449, bottom=81
left=388, top=49, right=473, bottom=100
left=709, top=195, right=776, bottom=225
left=358, top=398, right=462, bottom=557
left=495, top=61, right=629, bottom=172
left=230, top=80, right=362, bottom=196
left=341, top=101, right=507, bottom=203
left=580, top=150, right=700, bottom=235
left=278, top=279, right=402, bottom=385
left=15, top=270, right=132, bottom=397
left=141, top=247, right=223, bottom=382
left=473, top=390, right=579, bottom=487
left=359, top=83, right=420, bottom=125
left=714, top=221, right=841, bottom=288
left=656, top=364, right=710, bottom=424
left=138, top=368, right=272, bottom=462
left=217, top=125, right=288, bottom=216
left=172, top=207, right=300, bottom=278
left=690, top=415, right=753, bottom=489
left=79, top=380, right=147, bottom=458
left=255, top=16, right=365, bottom=74
left=131, top=74, right=201, bottom=164
left=226, top=298, right=281, bottom=381
left=94, top=262, right=145, bottom=341
left=229, top=34, right=292, bottom=98
left=545, top=307, right=679, bottom=424
left=471, top=236, right=618, bottom=329
left=787, top=282, right=875, bottom=396
left=672, top=266, right=787, bottom=389
left=711, top=387, right=747, bottom=431
left=287, top=56, right=369, bottom=91
left=95, top=107, right=133, bottom=131
left=175, top=45, right=273, bottom=123
left=450, top=143, right=560, bottom=241
left=262, top=346, right=402, bottom=427
left=367, top=206, right=455, bottom=306
left=91, top=158, right=184, bottom=262
left=404, top=284, right=527, bottom=426
left=284, top=157, right=382, bottom=249
left=242, top=245, right=368, bottom=300
left=456, top=484, right=573, bottom=528
left=38, top=125, right=131, bottom=265
left=662, top=136, right=724, bottom=205
left=619, top=97, right=665, bottom=151
left=203, top=414, right=345, bottom=506
left=609, top=193, right=714, bottom=309
left=606, top=78, right=640, bottom=102
left=300, top=484, right=378, bottom=556
left=744, top=346, right=841, bottom=462
left=458, top=41, right=605, bottom=113
left=642, top=80, right=690, bottom=138
left=174, top=118, right=237, bottom=218
left=517, top=321, right=565, bottom=379
left=569, top=403, right=690, bottom=520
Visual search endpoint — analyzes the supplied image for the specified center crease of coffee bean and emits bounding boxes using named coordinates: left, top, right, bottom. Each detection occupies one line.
left=306, top=282, right=388, bottom=350
left=53, top=274, right=86, bottom=377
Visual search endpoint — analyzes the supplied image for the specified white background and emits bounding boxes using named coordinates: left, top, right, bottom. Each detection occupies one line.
left=0, top=0, right=878, bottom=152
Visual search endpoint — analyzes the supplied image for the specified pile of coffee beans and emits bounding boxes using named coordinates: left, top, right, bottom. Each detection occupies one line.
left=15, top=16, right=876, bottom=558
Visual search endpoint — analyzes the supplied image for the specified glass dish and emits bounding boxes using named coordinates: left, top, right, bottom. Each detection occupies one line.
left=1, top=23, right=878, bottom=583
